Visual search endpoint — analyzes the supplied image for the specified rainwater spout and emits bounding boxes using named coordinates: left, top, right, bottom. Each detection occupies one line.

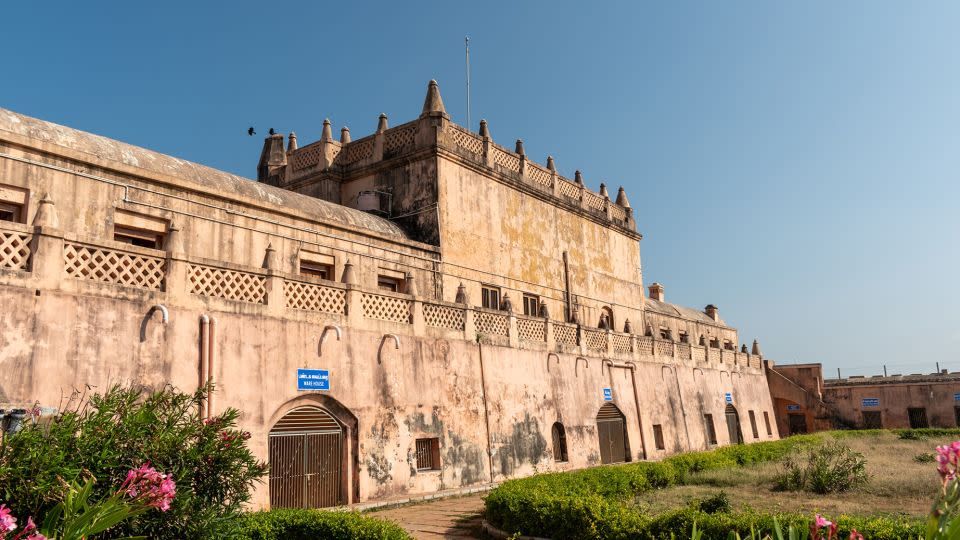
left=378, top=334, right=401, bottom=364
left=150, top=304, right=169, bottom=324
left=318, top=325, right=342, bottom=356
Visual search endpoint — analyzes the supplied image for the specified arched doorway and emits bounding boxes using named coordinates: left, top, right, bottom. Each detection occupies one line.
left=269, top=405, right=345, bottom=508
left=725, top=404, right=744, bottom=445
left=596, top=403, right=631, bottom=464
left=551, top=422, right=568, bottom=462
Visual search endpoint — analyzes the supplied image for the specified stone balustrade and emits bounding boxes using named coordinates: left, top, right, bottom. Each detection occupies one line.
left=0, top=222, right=763, bottom=371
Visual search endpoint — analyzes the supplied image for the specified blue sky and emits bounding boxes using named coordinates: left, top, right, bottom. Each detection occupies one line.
left=3, top=2, right=958, bottom=377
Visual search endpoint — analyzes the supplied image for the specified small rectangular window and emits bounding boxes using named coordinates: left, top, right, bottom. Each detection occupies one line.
left=300, top=261, right=333, bottom=280
left=723, top=340, right=735, bottom=351
left=704, top=414, right=717, bottom=444
left=0, top=201, right=23, bottom=223
left=378, top=275, right=403, bottom=293
left=908, top=407, right=929, bottom=429
left=114, top=226, right=164, bottom=249
left=659, top=327, right=671, bottom=340
left=481, top=285, right=501, bottom=310
left=522, top=293, right=539, bottom=316
left=415, top=438, right=440, bottom=471
left=955, top=407, right=960, bottom=428
left=763, top=411, right=772, bottom=436
left=748, top=410, right=759, bottom=439
left=709, top=338, right=720, bottom=348
left=652, top=424, right=665, bottom=450
left=678, top=331, right=689, bottom=344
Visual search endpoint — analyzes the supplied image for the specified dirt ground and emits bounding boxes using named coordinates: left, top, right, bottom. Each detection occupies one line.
left=634, top=432, right=953, bottom=518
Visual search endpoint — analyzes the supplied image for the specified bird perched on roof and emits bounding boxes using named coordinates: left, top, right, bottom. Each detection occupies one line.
left=247, top=127, right=256, bottom=136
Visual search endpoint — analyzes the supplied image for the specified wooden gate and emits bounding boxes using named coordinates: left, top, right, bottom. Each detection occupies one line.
left=596, top=403, right=629, bottom=464
left=269, top=406, right=343, bottom=508
left=724, top=404, right=743, bottom=444
left=787, top=413, right=808, bottom=435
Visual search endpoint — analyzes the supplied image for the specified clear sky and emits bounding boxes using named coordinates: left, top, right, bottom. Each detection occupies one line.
left=3, top=2, right=957, bottom=377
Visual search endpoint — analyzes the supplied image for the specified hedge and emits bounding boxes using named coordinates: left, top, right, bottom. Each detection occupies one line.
left=484, top=432, right=930, bottom=539
left=238, top=509, right=412, bottom=540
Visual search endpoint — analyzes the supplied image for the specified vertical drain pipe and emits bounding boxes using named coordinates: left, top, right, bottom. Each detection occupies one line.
left=207, top=316, right=217, bottom=420
left=199, top=315, right=210, bottom=419
left=624, top=362, right=648, bottom=460
left=477, top=343, right=495, bottom=483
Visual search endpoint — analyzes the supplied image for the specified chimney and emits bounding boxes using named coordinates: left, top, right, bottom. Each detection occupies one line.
left=648, top=282, right=664, bottom=302
left=704, top=304, right=719, bottom=322
left=256, top=133, right=287, bottom=182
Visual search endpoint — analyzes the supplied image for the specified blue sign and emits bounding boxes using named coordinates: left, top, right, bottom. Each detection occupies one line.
left=954, top=393, right=960, bottom=402
left=787, top=404, right=801, bottom=411
left=603, top=388, right=613, bottom=402
left=297, top=368, right=330, bottom=391
left=725, top=392, right=733, bottom=404
left=862, top=398, right=879, bottom=407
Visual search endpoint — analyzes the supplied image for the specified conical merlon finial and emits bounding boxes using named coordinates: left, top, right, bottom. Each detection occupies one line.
left=616, top=186, right=631, bottom=208
left=377, top=113, right=389, bottom=133
left=599, top=183, right=609, bottom=198
left=546, top=156, right=555, bottom=171
left=321, top=119, right=333, bottom=141
left=287, top=132, right=298, bottom=152
left=478, top=119, right=490, bottom=138
left=421, top=80, right=447, bottom=116
left=574, top=170, right=584, bottom=185
left=340, top=127, right=351, bottom=144
left=515, top=139, right=525, bottom=155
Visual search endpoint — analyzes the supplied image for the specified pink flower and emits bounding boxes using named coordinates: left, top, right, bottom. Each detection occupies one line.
left=815, top=514, right=832, bottom=528
left=0, top=504, right=17, bottom=532
left=121, top=463, right=176, bottom=512
left=849, top=529, right=864, bottom=540
left=11, top=517, right=47, bottom=540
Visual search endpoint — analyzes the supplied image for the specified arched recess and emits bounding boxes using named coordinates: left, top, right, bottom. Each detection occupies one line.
left=551, top=422, right=568, bottom=462
left=596, top=403, right=631, bottom=464
left=599, top=306, right=615, bottom=330
left=724, top=403, right=744, bottom=445
left=268, top=395, right=359, bottom=508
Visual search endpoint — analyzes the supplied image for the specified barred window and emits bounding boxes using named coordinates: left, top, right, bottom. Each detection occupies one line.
left=415, top=438, right=440, bottom=471
left=481, top=285, right=501, bottom=310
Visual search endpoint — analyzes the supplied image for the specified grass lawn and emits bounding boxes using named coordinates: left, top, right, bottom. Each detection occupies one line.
left=633, top=431, right=952, bottom=519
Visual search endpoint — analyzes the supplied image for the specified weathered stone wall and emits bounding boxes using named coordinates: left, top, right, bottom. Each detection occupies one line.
left=824, top=381, right=960, bottom=429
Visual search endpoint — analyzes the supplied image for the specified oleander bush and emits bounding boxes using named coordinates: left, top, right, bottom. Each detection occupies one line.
left=0, top=384, right=268, bottom=539
left=238, top=509, right=413, bottom=540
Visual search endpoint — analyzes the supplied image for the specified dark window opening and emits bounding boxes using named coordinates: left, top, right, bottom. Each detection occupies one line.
left=378, top=275, right=403, bottom=293
left=955, top=407, right=960, bottom=428
left=481, top=286, right=501, bottom=310
left=862, top=410, right=882, bottom=429
left=415, top=438, right=441, bottom=471
left=300, top=261, right=333, bottom=280
left=653, top=424, right=665, bottom=450
left=522, top=293, right=540, bottom=317
left=678, top=331, right=689, bottom=344
left=763, top=411, right=772, bottom=436
left=723, top=340, right=735, bottom=351
left=709, top=337, right=720, bottom=348
left=599, top=306, right=614, bottom=330
left=114, top=226, right=164, bottom=249
left=748, top=410, right=759, bottom=439
left=908, top=407, right=929, bottom=429
left=0, top=201, right=23, bottom=223
left=551, top=422, right=568, bottom=462
left=659, top=327, right=672, bottom=340
left=704, top=414, right=717, bottom=445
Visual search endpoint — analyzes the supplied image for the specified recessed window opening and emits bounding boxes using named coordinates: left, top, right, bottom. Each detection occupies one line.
left=723, top=340, right=735, bottom=351
left=522, top=293, right=540, bottom=317
left=481, top=285, right=501, bottom=310
left=0, top=201, right=22, bottom=223
left=652, top=424, right=665, bottom=450
left=763, top=411, right=772, bottom=436
left=415, top=438, right=440, bottom=471
left=300, top=261, right=333, bottom=280
left=704, top=414, right=717, bottom=445
left=908, top=407, right=929, bottom=429
left=709, top=337, right=720, bottom=348
left=659, top=327, right=672, bottom=340
left=551, top=422, right=568, bottom=462
left=114, top=226, right=164, bottom=249
left=678, top=331, right=689, bottom=344
left=748, top=410, right=759, bottom=439
left=378, top=275, right=403, bottom=293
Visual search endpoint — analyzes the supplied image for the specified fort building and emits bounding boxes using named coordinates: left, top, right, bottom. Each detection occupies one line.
left=0, top=81, right=779, bottom=509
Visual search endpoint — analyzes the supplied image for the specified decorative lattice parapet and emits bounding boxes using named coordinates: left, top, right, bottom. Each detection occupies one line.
left=0, top=228, right=32, bottom=271
left=611, top=332, right=632, bottom=353
left=525, top=162, right=553, bottom=189
left=554, top=322, right=578, bottom=346
left=677, top=343, right=692, bottom=360
left=557, top=178, right=580, bottom=200
left=654, top=339, right=674, bottom=357
left=583, top=190, right=606, bottom=212
left=283, top=279, right=346, bottom=315
left=188, top=263, right=265, bottom=303
left=449, top=125, right=484, bottom=157
left=424, top=303, right=465, bottom=331
left=361, top=292, right=411, bottom=324
left=582, top=328, right=607, bottom=351
left=708, top=349, right=721, bottom=363
left=692, top=346, right=706, bottom=362
left=290, top=143, right=322, bottom=171
left=516, top=316, right=546, bottom=342
left=338, top=137, right=374, bottom=165
left=384, top=124, right=417, bottom=156
left=489, top=145, right=520, bottom=173
left=64, top=242, right=164, bottom=290
left=609, top=204, right=626, bottom=222
left=475, top=310, right=508, bottom=337
left=636, top=336, right=654, bottom=356
left=750, top=356, right=762, bottom=369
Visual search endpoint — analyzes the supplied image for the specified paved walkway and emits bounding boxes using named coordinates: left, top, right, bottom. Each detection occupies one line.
left=368, top=493, right=487, bottom=539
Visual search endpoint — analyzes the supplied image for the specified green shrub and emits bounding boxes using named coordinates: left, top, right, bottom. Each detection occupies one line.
left=660, top=509, right=921, bottom=540
left=695, top=491, right=731, bottom=514
left=898, top=428, right=960, bottom=441
left=773, top=441, right=867, bottom=494
left=0, top=384, right=267, bottom=539
left=238, top=509, right=412, bottom=540
left=916, top=452, right=938, bottom=463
